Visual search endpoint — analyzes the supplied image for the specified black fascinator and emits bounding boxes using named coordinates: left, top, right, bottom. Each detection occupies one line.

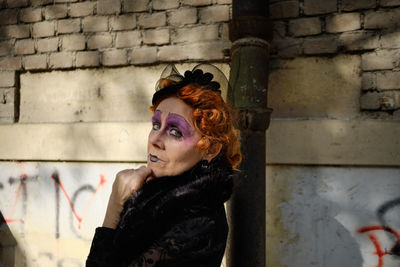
left=152, top=64, right=229, bottom=105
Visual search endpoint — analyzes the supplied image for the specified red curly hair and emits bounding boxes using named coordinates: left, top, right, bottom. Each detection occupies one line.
left=150, top=81, right=242, bottom=169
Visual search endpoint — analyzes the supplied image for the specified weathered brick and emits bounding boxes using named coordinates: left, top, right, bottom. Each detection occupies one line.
left=110, top=14, right=136, bottom=31
left=7, top=0, right=27, bottom=8
left=49, top=51, right=74, bottom=69
left=31, top=0, right=52, bottom=6
left=0, top=25, right=30, bottom=39
left=303, top=0, right=337, bottom=15
left=0, top=87, right=15, bottom=122
left=54, top=0, right=79, bottom=2
left=326, top=13, right=361, bottom=33
left=138, top=12, right=166, bottom=28
left=289, top=17, right=321, bottom=37
left=0, top=9, right=18, bottom=25
left=269, top=1, right=299, bottom=19
left=0, top=71, right=14, bottom=86
left=379, top=91, right=400, bottom=110
left=271, top=36, right=302, bottom=58
left=45, top=4, right=68, bottom=20
left=381, top=32, right=400, bottom=48
left=15, top=39, right=35, bottom=55
left=62, top=34, right=85, bottom=51
left=143, top=29, right=169, bottom=45
left=217, top=0, right=230, bottom=4
left=172, top=25, right=218, bottom=43
left=97, top=0, right=121, bottom=15
left=303, top=36, right=338, bottom=55
left=0, top=40, right=13, bottom=56
left=20, top=7, right=42, bottom=23
left=32, top=21, right=55, bottom=38
left=364, top=9, right=400, bottom=29
left=57, top=19, right=81, bottom=34
left=129, top=46, right=157, bottom=64
left=341, top=0, right=375, bottom=11
left=0, top=56, right=21, bottom=70
left=153, top=0, right=179, bottom=10
left=76, top=51, right=100, bottom=67
left=82, top=16, right=108, bottom=32
left=87, top=33, right=113, bottom=49
left=158, top=41, right=230, bottom=61
left=69, top=2, right=95, bottom=17
left=360, top=92, right=381, bottom=110
left=0, top=87, right=14, bottom=104
left=123, top=0, right=149, bottom=12
left=362, top=72, right=376, bottom=90
left=376, top=71, right=400, bottom=90
left=115, top=31, right=141, bottom=48
left=37, top=37, right=59, bottom=52
left=220, top=22, right=229, bottom=40
left=24, top=54, right=47, bottom=70
left=182, top=0, right=211, bottom=6
left=167, top=8, right=197, bottom=26
left=362, top=50, right=400, bottom=71
left=273, top=21, right=286, bottom=39
left=102, top=49, right=127, bottom=66
left=338, top=32, right=379, bottom=51
left=381, top=0, right=400, bottom=7
left=199, top=5, right=229, bottom=23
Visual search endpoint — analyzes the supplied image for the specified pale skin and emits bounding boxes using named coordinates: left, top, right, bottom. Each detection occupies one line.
left=103, top=97, right=221, bottom=229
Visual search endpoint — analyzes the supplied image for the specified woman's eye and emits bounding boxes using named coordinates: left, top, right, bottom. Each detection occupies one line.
left=170, top=128, right=183, bottom=138
left=152, top=122, right=160, bottom=131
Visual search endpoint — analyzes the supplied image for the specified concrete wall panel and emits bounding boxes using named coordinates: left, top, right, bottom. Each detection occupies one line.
left=266, top=165, right=400, bottom=267
left=19, top=63, right=230, bottom=123
left=1, top=119, right=399, bottom=166
left=269, top=55, right=362, bottom=118
left=0, top=162, right=136, bottom=267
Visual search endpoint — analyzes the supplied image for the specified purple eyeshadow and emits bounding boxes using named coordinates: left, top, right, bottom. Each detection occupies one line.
left=152, top=110, right=161, bottom=123
left=165, top=114, right=193, bottom=137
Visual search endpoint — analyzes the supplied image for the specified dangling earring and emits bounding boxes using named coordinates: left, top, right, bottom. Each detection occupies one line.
left=201, top=160, right=210, bottom=170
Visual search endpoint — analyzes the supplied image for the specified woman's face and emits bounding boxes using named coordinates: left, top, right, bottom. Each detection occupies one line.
left=147, top=97, right=204, bottom=178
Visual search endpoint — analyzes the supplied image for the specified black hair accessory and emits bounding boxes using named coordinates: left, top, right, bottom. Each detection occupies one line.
left=152, top=64, right=229, bottom=105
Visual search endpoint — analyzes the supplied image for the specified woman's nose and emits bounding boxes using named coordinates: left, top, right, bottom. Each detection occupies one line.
left=149, top=130, right=165, bottom=150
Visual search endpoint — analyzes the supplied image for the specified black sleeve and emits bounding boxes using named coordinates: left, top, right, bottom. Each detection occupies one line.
left=129, top=216, right=227, bottom=267
left=86, top=227, right=118, bottom=267
left=87, top=215, right=227, bottom=267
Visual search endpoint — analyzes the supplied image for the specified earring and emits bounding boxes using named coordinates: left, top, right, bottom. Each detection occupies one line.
left=201, top=160, right=210, bottom=170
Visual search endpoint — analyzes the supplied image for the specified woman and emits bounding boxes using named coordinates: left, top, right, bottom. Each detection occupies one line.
left=86, top=64, right=241, bottom=267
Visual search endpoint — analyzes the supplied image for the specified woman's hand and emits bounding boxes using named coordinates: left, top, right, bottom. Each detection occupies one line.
left=102, top=166, right=152, bottom=229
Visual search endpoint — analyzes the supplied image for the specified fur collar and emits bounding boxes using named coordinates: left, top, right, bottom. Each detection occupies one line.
left=113, top=155, right=236, bottom=263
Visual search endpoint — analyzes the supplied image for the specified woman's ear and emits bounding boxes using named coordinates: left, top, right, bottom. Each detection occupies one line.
left=203, top=143, right=223, bottom=163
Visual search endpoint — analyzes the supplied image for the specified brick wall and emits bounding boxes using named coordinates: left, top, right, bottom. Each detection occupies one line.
left=270, top=0, right=400, bottom=118
left=0, top=0, right=231, bottom=122
left=2, top=0, right=400, bottom=122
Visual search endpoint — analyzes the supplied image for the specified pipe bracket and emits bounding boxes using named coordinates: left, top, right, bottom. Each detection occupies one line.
left=233, top=108, right=273, bottom=131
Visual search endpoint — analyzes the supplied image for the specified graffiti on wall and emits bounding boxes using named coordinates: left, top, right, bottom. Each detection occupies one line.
left=357, top=198, right=400, bottom=267
left=0, top=162, right=131, bottom=266
left=1, top=171, right=107, bottom=240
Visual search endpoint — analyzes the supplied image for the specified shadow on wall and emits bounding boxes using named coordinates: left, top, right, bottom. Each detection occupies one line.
left=266, top=166, right=364, bottom=267
left=0, top=211, right=22, bottom=267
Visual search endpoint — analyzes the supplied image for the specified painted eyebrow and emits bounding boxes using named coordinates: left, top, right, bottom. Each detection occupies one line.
left=167, top=112, right=191, bottom=126
left=153, top=110, right=191, bottom=126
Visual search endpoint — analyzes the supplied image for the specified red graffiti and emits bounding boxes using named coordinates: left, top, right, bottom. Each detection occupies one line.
left=51, top=173, right=107, bottom=230
left=76, top=174, right=107, bottom=230
left=5, top=174, right=28, bottom=224
left=357, top=225, right=400, bottom=267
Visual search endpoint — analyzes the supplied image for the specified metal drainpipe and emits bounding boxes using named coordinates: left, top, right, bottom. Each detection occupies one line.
left=226, top=0, right=273, bottom=267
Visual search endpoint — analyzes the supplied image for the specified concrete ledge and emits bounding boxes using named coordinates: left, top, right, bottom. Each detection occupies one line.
left=0, top=120, right=399, bottom=166
left=266, top=119, right=400, bottom=166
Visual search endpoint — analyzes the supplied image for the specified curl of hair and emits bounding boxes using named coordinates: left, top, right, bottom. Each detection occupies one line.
left=150, top=83, right=242, bottom=169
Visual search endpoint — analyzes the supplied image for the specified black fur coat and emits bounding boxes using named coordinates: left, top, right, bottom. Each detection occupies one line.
left=86, top=155, right=235, bottom=267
